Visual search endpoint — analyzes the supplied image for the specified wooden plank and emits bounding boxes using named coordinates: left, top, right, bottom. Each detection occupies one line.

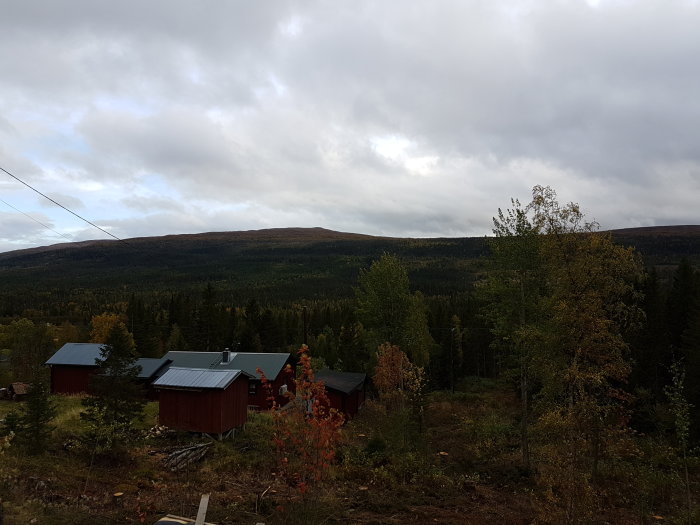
left=195, top=494, right=209, bottom=525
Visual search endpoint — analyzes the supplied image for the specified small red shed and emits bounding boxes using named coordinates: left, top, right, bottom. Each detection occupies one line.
left=315, top=370, right=367, bottom=418
left=45, top=343, right=104, bottom=394
left=153, top=367, right=249, bottom=437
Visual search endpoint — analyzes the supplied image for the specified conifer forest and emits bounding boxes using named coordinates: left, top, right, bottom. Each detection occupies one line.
left=1, top=187, right=699, bottom=524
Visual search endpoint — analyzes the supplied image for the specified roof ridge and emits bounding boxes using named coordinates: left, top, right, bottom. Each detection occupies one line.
left=166, top=350, right=221, bottom=355
left=168, top=366, right=241, bottom=372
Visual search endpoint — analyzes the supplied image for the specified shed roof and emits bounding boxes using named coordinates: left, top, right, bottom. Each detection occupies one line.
left=45, top=343, right=104, bottom=367
left=135, top=357, right=172, bottom=379
left=163, top=351, right=291, bottom=379
left=153, top=367, right=243, bottom=390
left=315, top=370, right=366, bottom=395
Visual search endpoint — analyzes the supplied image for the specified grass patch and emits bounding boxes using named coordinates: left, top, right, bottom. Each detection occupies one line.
left=52, top=395, right=86, bottom=431
left=0, top=399, right=17, bottom=420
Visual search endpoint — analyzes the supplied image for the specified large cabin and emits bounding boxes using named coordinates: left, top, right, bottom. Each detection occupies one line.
left=45, top=343, right=170, bottom=396
left=161, top=351, right=295, bottom=409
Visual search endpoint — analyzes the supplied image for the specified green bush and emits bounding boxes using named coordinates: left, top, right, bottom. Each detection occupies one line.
left=1, top=410, right=22, bottom=437
left=364, top=435, right=386, bottom=457
left=462, top=412, right=516, bottom=461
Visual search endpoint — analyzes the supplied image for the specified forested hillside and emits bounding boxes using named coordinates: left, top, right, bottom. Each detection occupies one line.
left=1, top=215, right=700, bottom=524
left=1, top=225, right=699, bottom=315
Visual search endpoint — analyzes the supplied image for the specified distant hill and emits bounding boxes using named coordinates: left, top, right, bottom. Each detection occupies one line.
left=0, top=226, right=698, bottom=304
left=0, top=227, right=486, bottom=302
left=608, top=225, right=700, bottom=265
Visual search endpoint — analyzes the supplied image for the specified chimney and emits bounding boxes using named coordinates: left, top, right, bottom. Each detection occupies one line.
left=222, top=349, right=231, bottom=364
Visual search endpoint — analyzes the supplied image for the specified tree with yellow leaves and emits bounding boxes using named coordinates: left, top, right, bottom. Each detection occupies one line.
left=487, top=186, right=644, bottom=522
left=373, top=343, right=426, bottom=440
left=89, top=312, right=133, bottom=347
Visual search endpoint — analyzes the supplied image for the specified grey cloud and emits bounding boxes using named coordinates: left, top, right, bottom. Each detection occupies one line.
left=2, top=0, right=700, bottom=251
left=120, top=195, right=189, bottom=214
left=0, top=211, right=70, bottom=253
left=40, top=192, right=85, bottom=211
left=278, top=1, right=700, bottom=177
left=0, top=212, right=49, bottom=237
left=77, top=109, right=242, bottom=176
left=1, top=1, right=296, bottom=110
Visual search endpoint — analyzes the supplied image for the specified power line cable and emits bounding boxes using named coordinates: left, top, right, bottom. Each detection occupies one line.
left=1, top=166, right=174, bottom=270
left=0, top=164, right=129, bottom=245
left=0, top=198, right=74, bottom=242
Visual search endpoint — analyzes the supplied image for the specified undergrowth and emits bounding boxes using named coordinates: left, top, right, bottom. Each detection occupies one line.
left=0, top=381, right=697, bottom=524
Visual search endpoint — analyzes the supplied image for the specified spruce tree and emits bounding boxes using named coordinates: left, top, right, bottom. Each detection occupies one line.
left=680, top=310, right=700, bottom=439
left=667, top=259, right=697, bottom=348
left=81, top=322, right=145, bottom=452
left=18, top=379, right=56, bottom=455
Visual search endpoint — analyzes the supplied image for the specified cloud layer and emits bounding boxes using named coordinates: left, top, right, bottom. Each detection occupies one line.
left=1, top=0, right=699, bottom=251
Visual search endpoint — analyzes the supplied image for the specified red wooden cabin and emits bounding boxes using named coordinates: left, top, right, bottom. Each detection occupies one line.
left=315, top=370, right=367, bottom=418
left=46, top=343, right=170, bottom=396
left=153, top=367, right=250, bottom=437
left=45, top=343, right=103, bottom=394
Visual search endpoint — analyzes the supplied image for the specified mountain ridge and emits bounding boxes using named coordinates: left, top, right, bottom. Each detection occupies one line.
left=3, top=224, right=699, bottom=260
left=1, top=225, right=699, bottom=313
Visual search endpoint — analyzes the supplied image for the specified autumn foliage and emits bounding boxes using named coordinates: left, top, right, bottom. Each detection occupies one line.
left=373, top=342, right=425, bottom=411
left=259, top=345, right=344, bottom=493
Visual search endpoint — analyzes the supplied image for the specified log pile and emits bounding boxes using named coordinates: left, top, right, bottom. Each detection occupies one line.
left=163, top=443, right=213, bottom=472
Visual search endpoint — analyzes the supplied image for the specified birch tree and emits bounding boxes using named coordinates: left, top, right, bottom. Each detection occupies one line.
left=485, top=186, right=644, bottom=520
left=483, top=198, right=543, bottom=469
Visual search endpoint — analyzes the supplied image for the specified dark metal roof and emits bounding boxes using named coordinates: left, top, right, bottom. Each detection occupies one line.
left=217, top=352, right=290, bottom=379
left=163, top=351, right=291, bottom=379
left=161, top=351, right=220, bottom=370
left=315, top=370, right=366, bottom=395
left=45, top=343, right=104, bottom=367
left=153, top=367, right=243, bottom=390
left=135, top=357, right=172, bottom=379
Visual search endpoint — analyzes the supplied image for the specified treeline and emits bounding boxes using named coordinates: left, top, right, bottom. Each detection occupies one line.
left=2, top=252, right=699, bottom=421
left=1, top=191, right=699, bottom=445
left=631, top=258, right=700, bottom=437
left=0, top=283, right=486, bottom=390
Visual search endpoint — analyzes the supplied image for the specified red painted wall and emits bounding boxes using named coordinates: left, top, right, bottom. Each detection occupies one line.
left=326, top=389, right=343, bottom=413
left=323, top=387, right=365, bottom=418
left=157, top=375, right=248, bottom=434
left=248, top=363, right=296, bottom=410
left=50, top=366, right=97, bottom=394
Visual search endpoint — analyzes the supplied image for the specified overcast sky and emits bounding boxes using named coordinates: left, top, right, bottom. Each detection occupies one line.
left=1, top=0, right=699, bottom=252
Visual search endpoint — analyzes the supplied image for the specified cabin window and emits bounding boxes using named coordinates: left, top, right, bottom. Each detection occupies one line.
left=249, top=382, right=257, bottom=396
left=279, top=384, right=288, bottom=396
